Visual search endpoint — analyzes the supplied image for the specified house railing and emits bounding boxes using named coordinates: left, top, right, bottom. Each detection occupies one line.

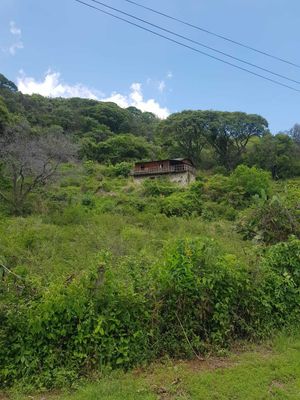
left=132, top=164, right=196, bottom=176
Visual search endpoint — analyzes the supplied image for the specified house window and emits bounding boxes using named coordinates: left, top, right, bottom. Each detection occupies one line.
left=141, top=164, right=145, bottom=170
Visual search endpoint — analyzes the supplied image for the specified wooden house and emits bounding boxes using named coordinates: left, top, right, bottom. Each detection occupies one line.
left=131, top=158, right=196, bottom=186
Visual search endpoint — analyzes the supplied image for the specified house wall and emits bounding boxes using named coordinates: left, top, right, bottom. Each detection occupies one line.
left=169, top=171, right=196, bottom=185
left=133, top=171, right=196, bottom=186
left=134, top=160, right=170, bottom=172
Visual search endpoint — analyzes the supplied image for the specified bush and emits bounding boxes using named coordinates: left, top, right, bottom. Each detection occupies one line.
left=142, top=178, right=181, bottom=197
left=2, top=236, right=300, bottom=389
left=106, top=162, right=133, bottom=178
left=0, top=255, right=153, bottom=388
left=237, top=195, right=300, bottom=244
left=229, top=165, right=272, bottom=198
left=203, top=174, right=230, bottom=203
left=155, top=239, right=247, bottom=354
left=201, top=201, right=237, bottom=221
left=158, top=191, right=200, bottom=217
left=264, top=236, right=300, bottom=286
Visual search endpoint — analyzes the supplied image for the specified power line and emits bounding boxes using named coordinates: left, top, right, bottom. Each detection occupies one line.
left=74, top=0, right=300, bottom=93
left=123, top=0, right=300, bottom=70
left=87, top=0, right=300, bottom=86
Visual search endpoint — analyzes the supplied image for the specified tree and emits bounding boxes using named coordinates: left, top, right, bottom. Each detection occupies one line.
left=158, top=111, right=208, bottom=166
left=158, top=110, right=268, bottom=169
left=126, top=107, right=159, bottom=140
left=288, top=123, right=300, bottom=145
left=0, top=97, right=10, bottom=134
left=246, top=133, right=300, bottom=179
left=80, top=133, right=155, bottom=164
left=0, top=122, right=77, bottom=214
left=205, top=111, right=268, bottom=170
left=0, top=73, right=18, bottom=92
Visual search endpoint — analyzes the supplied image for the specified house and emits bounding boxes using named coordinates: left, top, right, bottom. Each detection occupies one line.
left=131, top=158, right=196, bottom=186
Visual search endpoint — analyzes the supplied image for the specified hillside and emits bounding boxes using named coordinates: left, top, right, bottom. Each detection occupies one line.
left=0, top=73, right=300, bottom=395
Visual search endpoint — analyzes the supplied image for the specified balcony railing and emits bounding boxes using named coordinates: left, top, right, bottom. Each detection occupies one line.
left=132, top=164, right=196, bottom=176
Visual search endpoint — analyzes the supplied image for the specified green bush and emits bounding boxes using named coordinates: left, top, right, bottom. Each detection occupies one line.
left=1, top=236, right=300, bottom=388
left=201, top=201, right=237, bottom=221
left=202, top=166, right=272, bottom=211
left=142, top=178, right=181, bottom=197
left=264, top=236, right=300, bottom=286
left=158, top=191, right=200, bottom=217
left=0, top=255, right=153, bottom=389
left=237, top=196, right=300, bottom=244
left=203, top=174, right=230, bottom=202
left=229, top=165, right=272, bottom=198
left=106, top=162, right=133, bottom=178
left=155, top=239, right=247, bottom=354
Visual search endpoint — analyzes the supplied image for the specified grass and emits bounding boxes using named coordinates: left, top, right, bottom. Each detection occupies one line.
left=5, top=330, right=300, bottom=400
left=0, top=211, right=252, bottom=282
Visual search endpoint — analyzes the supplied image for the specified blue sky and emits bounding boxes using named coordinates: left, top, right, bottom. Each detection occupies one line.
left=0, top=0, right=299, bottom=131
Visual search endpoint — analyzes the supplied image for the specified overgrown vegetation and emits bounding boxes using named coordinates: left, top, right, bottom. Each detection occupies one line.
left=0, top=73, right=300, bottom=392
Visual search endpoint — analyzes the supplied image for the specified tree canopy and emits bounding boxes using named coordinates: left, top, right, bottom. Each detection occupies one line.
left=0, top=73, right=18, bottom=92
left=158, top=110, right=268, bottom=170
left=0, top=72, right=299, bottom=179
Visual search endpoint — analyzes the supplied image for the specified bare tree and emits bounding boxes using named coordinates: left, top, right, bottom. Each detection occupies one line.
left=0, top=121, right=77, bottom=214
left=288, top=123, right=300, bottom=145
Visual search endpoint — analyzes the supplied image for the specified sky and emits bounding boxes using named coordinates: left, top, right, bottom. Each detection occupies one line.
left=0, top=0, right=299, bottom=131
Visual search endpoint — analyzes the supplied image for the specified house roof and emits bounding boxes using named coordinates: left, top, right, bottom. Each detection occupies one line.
left=135, top=158, right=195, bottom=166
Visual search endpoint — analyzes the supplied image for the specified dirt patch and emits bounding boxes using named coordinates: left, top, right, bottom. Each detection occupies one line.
left=268, top=379, right=286, bottom=395
left=152, top=379, right=189, bottom=400
left=183, top=356, right=237, bottom=372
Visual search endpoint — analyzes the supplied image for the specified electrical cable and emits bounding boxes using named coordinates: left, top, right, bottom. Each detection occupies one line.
left=74, top=0, right=300, bottom=93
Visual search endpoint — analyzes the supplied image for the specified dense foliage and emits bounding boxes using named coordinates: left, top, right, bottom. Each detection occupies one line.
left=0, top=73, right=300, bottom=390
left=1, top=234, right=300, bottom=389
left=1, top=73, right=300, bottom=175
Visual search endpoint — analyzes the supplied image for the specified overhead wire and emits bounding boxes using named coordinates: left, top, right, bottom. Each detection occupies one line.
left=74, top=0, right=300, bottom=93
left=122, top=0, right=300, bottom=69
left=87, top=0, right=300, bottom=86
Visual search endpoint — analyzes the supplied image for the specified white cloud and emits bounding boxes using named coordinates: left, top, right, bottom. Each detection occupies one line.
left=158, top=80, right=166, bottom=93
left=9, top=41, right=24, bottom=55
left=167, top=71, right=173, bottom=79
left=17, top=71, right=170, bottom=119
left=10, top=21, right=21, bottom=36
left=17, top=70, right=102, bottom=99
left=103, top=82, right=170, bottom=119
left=8, top=21, right=23, bottom=55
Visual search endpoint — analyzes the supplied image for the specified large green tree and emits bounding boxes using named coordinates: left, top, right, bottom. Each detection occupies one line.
left=204, top=111, right=268, bottom=170
left=158, top=110, right=268, bottom=169
left=158, top=110, right=208, bottom=166
left=80, top=133, right=156, bottom=164
left=246, top=133, right=300, bottom=179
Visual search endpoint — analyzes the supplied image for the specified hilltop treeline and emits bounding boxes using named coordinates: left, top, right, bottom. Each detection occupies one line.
left=1, top=73, right=300, bottom=178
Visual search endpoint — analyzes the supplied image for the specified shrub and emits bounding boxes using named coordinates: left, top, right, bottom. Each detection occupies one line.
left=158, top=191, right=200, bottom=217
left=229, top=165, right=272, bottom=198
left=155, top=239, right=248, bottom=354
left=201, top=201, right=237, bottom=221
left=0, top=255, right=153, bottom=389
left=203, top=174, right=230, bottom=202
left=237, top=195, right=300, bottom=244
left=2, top=236, right=300, bottom=389
left=142, top=178, right=181, bottom=197
left=106, top=162, right=133, bottom=178
left=263, top=236, right=300, bottom=286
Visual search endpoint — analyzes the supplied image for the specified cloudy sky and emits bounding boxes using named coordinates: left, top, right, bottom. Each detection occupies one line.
left=0, top=0, right=300, bottom=130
